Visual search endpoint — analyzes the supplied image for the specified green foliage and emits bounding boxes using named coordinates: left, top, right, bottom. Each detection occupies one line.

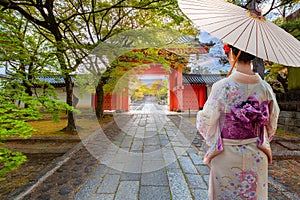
left=265, top=63, right=288, bottom=92
left=0, top=71, right=73, bottom=179
left=275, top=18, right=300, bottom=40
left=0, top=11, right=74, bottom=179
left=101, top=47, right=187, bottom=95
left=0, top=81, right=40, bottom=180
left=0, top=148, right=26, bottom=181
left=219, top=57, right=230, bottom=66
left=0, top=89, right=40, bottom=140
left=266, top=5, right=300, bottom=91
left=155, top=80, right=169, bottom=101
left=129, top=78, right=168, bottom=102
left=132, top=84, right=152, bottom=101
left=219, top=69, right=230, bottom=74
left=287, top=67, right=300, bottom=90
left=0, top=0, right=198, bottom=123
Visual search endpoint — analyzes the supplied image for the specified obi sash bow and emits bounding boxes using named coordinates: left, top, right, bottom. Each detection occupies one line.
left=221, top=96, right=270, bottom=141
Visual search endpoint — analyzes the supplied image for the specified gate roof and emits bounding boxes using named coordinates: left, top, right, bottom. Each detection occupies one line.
left=183, top=73, right=226, bottom=85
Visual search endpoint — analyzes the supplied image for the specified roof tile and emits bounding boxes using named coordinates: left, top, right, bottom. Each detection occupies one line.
left=183, top=73, right=226, bottom=85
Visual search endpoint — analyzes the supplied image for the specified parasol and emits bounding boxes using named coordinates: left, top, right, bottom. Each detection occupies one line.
left=178, top=0, right=300, bottom=67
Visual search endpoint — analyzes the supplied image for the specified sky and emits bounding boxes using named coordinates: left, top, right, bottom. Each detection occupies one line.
left=0, top=67, right=5, bottom=75
left=190, top=32, right=232, bottom=74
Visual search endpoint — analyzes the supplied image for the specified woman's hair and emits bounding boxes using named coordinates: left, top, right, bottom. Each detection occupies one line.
left=229, top=44, right=255, bottom=62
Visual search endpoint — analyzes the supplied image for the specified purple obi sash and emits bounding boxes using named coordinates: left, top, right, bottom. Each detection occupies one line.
left=221, top=96, right=269, bottom=140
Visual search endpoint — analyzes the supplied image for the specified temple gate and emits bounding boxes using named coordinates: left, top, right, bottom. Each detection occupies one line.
left=92, top=47, right=225, bottom=112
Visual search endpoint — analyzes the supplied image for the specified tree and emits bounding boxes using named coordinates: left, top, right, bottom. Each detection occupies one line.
left=227, top=0, right=299, bottom=17
left=0, top=0, right=82, bottom=133
left=280, top=14, right=300, bottom=91
left=157, top=80, right=169, bottom=103
left=0, top=10, right=71, bottom=116
left=0, top=81, right=38, bottom=181
left=150, top=80, right=164, bottom=97
left=280, top=19, right=300, bottom=40
left=262, top=2, right=300, bottom=91
left=265, top=63, right=288, bottom=92
left=0, top=11, right=57, bottom=95
left=72, top=2, right=196, bottom=119
left=0, top=0, right=196, bottom=128
left=0, top=71, right=72, bottom=180
left=226, top=0, right=299, bottom=80
left=0, top=11, right=72, bottom=179
left=80, top=28, right=191, bottom=119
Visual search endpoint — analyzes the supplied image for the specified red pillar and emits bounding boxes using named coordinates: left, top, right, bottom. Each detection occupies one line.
left=177, top=65, right=184, bottom=111
left=169, top=69, right=176, bottom=111
left=122, top=87, right=129, bottom=111
left=198, top=85, right=207, bottom=108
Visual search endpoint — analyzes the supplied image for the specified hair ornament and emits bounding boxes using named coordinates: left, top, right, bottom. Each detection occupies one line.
left=223, top=44, right=231, bottom=54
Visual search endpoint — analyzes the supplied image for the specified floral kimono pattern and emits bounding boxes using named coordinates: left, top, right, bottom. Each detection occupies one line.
left=196, top=71, right=280, bottom=200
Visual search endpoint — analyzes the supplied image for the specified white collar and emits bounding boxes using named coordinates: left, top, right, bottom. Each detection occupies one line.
left=229, top=71, right=262, bottom=84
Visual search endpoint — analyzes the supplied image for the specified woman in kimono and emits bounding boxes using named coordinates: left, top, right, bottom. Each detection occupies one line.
left=196, top=44, right=280, bottom=200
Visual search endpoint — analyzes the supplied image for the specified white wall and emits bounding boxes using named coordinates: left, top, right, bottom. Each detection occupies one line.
left=54, top=87, right=93, bottom=108
left=35, top=86, right=93, bottom=109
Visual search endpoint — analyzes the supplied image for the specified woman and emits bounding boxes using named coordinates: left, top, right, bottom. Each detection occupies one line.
left=196, top=44, right=280, bottom=200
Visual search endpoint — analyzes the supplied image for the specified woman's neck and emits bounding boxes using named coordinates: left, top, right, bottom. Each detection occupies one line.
left=235, top=62, right=255, bottom=75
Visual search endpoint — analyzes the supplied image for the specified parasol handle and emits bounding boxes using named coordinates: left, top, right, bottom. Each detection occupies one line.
left=227, top=50, right=242, bottom=77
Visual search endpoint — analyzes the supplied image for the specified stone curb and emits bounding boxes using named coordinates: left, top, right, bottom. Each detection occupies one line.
left=5, top=136, right=81, bottom=142
left=6, top=121, right=115, bottom=200
left=272, top=137, right=300, bottom=142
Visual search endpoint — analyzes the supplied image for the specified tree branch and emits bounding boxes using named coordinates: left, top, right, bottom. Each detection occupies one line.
left=91, top=0, right=98, bottom=42
left=101, top=8, right=129, bottom=42
left=59, top=0, right=163, bottom=24
left=263, top=0, right=276, bottom=16
left=30, top=22, right=55, bottom=43
left=0, top=0, right=48, bottom=28
left=263, top=0, right=295, bottom=17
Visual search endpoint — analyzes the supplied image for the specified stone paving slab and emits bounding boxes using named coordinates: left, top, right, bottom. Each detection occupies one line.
left=96, top=174, right=120, bottom=194
left=185, top=174, right=206, bottom=189
left=167, top=169, right=193, bottom=200
left=139, top=186, right=170, bottom=200
left=141, top=169, right=168, bottom=186
left=115, top=181, right=139, bottom=200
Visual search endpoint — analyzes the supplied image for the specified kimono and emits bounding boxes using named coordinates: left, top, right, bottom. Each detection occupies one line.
left=196, top=71, right=280, bottom=200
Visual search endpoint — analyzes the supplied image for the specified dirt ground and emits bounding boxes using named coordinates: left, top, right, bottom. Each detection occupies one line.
left=269, top=159, right=300, bottom=194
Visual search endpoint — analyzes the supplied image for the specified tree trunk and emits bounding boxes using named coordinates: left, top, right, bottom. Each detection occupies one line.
left=63, top=74, right=77, bottom=134
left=95, top=81, right=104, bottom=120
left=62, top=78, right=77, bottom=134
left=55, top=40, right=77, bottom=134
left=277, top=74, right=288, bottom=92
left=24, top=81, right=33, bottom=108
left=20, top=65, right=33, bottom=108
left=252, top=57, right=265, bottom=79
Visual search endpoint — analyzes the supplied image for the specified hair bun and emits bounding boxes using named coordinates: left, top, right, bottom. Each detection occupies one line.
left=228, top=45, right=255, bottom=62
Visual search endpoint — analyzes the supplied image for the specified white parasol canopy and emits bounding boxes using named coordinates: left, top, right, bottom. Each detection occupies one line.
left=178, top=0, right=300, bottom=67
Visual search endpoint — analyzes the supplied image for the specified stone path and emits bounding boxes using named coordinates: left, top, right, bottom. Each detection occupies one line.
left=75, top=103, right=209, bottom=200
